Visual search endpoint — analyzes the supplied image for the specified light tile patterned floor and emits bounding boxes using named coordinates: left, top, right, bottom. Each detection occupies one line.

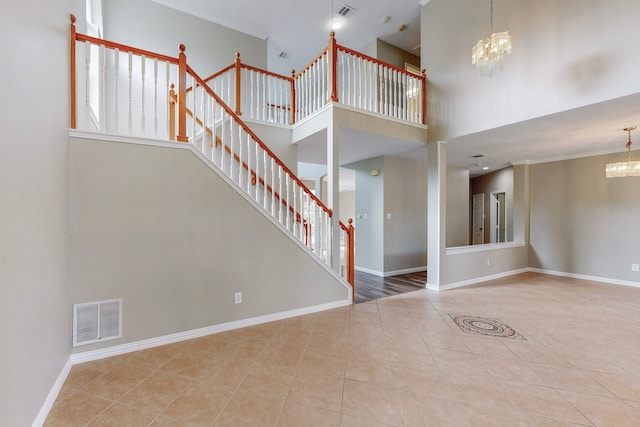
left=45, top=273, right=640, bottom=426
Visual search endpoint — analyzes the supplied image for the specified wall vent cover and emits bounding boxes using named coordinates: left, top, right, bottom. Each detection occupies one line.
left=73, top=299, right=122, bottom=347
left=338, top=5, right=356, bottom=17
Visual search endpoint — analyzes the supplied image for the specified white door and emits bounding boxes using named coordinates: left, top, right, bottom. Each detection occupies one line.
left=472, top=193, right=484, bottom=245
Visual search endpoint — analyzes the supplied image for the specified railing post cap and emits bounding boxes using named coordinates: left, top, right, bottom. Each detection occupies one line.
left=348, top=218, right=353, bottom=225
left=422, top=69, right=426, bottom=76
left=330, top=31, right=335, bottom=38
left=291, top=69, right=295, bottom=77
left=235, top=52, right=240, bottom=59
left=179, top=44, right=186, bottom=53
left=70, top=14, right=76, bottom=24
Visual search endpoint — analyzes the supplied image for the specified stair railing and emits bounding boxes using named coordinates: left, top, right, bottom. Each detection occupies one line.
left=69, top=15, right=355, bottom=290
left=203, top=32, right=427, bottom=126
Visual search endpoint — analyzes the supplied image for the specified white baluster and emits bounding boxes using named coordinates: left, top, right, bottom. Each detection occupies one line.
left=165, top=61, right=170, bottom=139
left=270, top=158, right=275, bottom=216
left=238, top=126, right=243, bottom=188
left=99, top=45, right=106, bottom=132
left=246, top=133, right=251, bottom=194
left=127, top=51, right=132, bottom=134
left=153, top=59, right=158, bottom=138
left=84, top=42, right=91, bottom=128
left=253, top=141, right=260, bottom=202
left=192, top=82, right=197, bottom=144
left=200, top=85, right=206, bottom=151
left=278, top=165, right=283, bottom=222
left=220, top=109, right=225, bottom=173
left=114, top=48, right=119, bottom=132
left=141, top=55, right=146, bottom=135
left=212, top=100, right=218, bottom=163
left=229, top=120, right=235, bottom=181
left=262, top=73, right=267, bottom=121
left=262, top=149, right=267, bottom=209
left=285, top=175, right=290, bottom=229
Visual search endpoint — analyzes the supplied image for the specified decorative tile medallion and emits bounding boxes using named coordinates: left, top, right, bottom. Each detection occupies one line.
left=448, top=314, right=526, bottom=340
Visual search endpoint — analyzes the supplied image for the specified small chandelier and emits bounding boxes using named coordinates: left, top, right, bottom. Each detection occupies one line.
left=605, top=127, right=640, bottom=178
left=472, top=0, right=512, bottom=76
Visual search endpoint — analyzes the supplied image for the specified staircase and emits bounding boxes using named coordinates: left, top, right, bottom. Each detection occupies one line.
left=69, top=15, right=356, bottom=295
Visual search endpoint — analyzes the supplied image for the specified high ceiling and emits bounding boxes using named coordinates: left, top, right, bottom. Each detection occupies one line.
left=152, top=0, right=423, bottom=76
left=152, top=0, right=640, bottom=177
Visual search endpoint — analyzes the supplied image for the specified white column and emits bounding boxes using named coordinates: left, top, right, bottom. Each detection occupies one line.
left=327, top=116, right=341, bottom=271
left=427, top=140, right=447, bottom=290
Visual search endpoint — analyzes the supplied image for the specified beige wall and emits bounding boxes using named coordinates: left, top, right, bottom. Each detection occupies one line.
left=529, top=152, right=640, bottom=282
left=445, top=166, right=470, bottom=247
left=422, top=0, right=640, bottom=142
left=103, top=0, right=267, bottom=74
left=0, top=1, right=77, bottom=425
left=376, top=39, right=420, bottom=71
left=70, top=138, right=349, bottom=353
left=384, top=156, right=428, bottom=272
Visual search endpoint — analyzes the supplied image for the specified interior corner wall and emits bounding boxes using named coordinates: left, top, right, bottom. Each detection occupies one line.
left=375, top=39, right=420, bottom=70
left=445, top=165, right=470, bottom=247
left=529, top=152, right=640, bottom=283
left=383, top=156, right=427, bottom=272
left=352, top=157, right=385, bottom=272
left=470, top=167, right=514, bottom=244
left=102, top=0, right=267, bottom=75
left=421, top=0, right=640, bottom=141
left=0, top=2, right=76, bottom=425
left=339, top=191, right=356, bottom=225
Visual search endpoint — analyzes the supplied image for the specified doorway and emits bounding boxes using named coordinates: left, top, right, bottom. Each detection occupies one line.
left=490, top=192, right=506, bottom=243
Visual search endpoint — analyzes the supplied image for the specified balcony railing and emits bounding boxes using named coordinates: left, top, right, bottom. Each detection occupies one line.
left=201, top=33, right=427, bottom=126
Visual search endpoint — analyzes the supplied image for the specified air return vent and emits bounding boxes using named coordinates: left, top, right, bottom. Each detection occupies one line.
left=73, top=299, right=122, bottom=347
left=338, top=5, right=356, bottom=17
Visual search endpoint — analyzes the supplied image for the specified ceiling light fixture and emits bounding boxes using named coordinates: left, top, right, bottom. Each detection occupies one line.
left=605, top=127, right=640, bottom=178
left=472, top=0, right=512, bottom=76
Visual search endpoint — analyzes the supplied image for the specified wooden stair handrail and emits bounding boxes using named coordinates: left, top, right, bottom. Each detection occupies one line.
left=169, top=88, right=324, bottom=226
left=186, top=64, right=332, bottom=218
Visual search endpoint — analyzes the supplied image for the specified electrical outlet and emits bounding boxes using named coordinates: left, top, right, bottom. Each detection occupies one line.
left=234, top=292, right=242, bottom=304
left=632, top=264, right=640, bottom=272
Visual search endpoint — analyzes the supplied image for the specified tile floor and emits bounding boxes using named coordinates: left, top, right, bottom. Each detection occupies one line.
left=45, top=273, right=640, bottom=426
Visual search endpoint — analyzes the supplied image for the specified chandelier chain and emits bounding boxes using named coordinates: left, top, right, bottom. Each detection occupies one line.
left=490, top=0, right=494, bottom=34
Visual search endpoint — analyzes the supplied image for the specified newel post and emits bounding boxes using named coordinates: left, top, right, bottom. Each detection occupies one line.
left=234, top=52, right=242, bottom=116
left=328, top=32, right=339, bottom=103
left=421, top=69, right=427, bottom=125
left=70, top=14, right=77, bottom=129
left=290, top=69, right=296, bottom=125
left=347, top=218, right=355, bottom=301
left=177, top=44, right=188, bottom=142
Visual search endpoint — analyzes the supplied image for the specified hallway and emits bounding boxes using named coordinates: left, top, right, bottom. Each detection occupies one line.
left=354, top=270, right=426, bottom=304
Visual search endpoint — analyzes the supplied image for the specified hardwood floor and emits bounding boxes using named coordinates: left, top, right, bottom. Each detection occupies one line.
left=354, top=270, right=426, bottom=303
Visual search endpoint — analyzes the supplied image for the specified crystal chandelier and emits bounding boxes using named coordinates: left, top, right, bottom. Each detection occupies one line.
left=605, top=127, right=640, bottom=178
left=472, top=0, right=512, bottom=76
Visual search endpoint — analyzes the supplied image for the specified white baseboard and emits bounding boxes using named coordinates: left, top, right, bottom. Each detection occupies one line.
left=31, top=358, right=73, bottom=427
left=70, top=298, right=350, bottom=365
left=355, top=266, right=427, bottom=277
left=427, top=267, right=639, bottom=292
left=427, top=268, right=530, bottom=292
left=528, top=268, right=640, bottom=288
